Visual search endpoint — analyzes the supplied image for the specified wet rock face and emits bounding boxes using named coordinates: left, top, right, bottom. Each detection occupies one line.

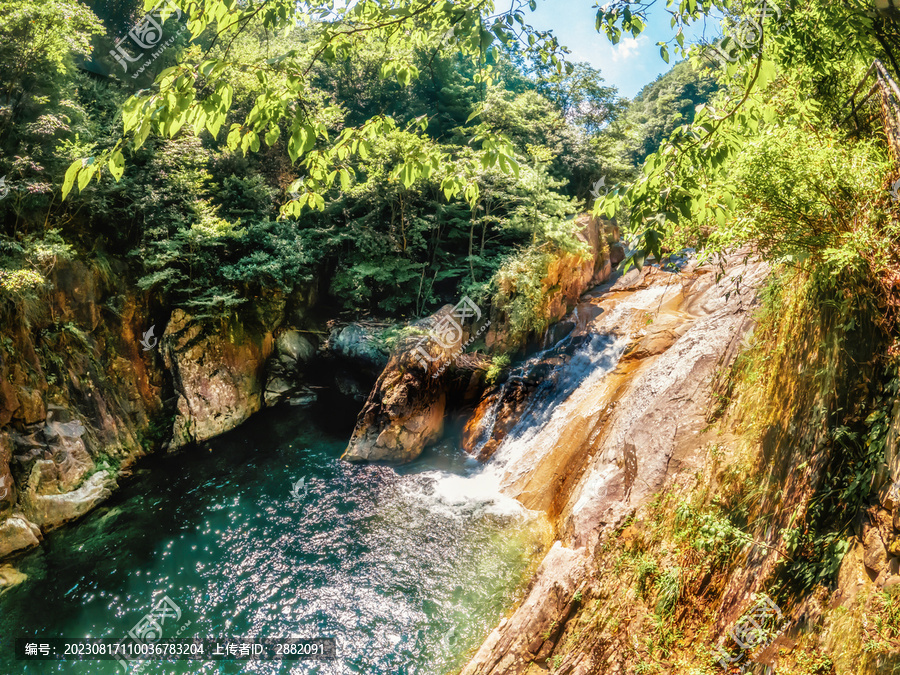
left=0, top=259, right=320, bottom=560
left=461, top=254, right=769, bottom=675
left=342, top=337, right=448, bottom=464
left=163, top=310, right=274, bottom=450
left=463, top=380, right=531, bottom=462
left=264, top=330, right=319, bottom=407
left=463, top=334, right=595, bottom=462
left=342, top=306, right=484, bottom=464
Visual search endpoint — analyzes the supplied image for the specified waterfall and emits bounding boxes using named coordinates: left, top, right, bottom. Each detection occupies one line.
left=403, top=280, right=682, bottom=519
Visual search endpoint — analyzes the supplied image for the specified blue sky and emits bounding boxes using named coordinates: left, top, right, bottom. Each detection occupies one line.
left=526, top=1, right=723, bottom=98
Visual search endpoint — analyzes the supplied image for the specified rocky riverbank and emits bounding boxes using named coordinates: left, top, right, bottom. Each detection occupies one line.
left=0, top=214, right=617, bottom=572
left=0, top=256, right=323, bottom=566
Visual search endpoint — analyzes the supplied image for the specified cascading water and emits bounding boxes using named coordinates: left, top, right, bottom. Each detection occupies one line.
left=463, top=282, right=682, bottom=501
left=0, top=270, right=690, bottom=675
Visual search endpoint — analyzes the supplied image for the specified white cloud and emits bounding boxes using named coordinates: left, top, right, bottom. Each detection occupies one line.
left=610, top=35, right=650, bottom=64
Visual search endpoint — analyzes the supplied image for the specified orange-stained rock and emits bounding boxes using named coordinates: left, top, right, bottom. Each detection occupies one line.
left=162, top=309, right=275, bottom=450
left=342, top=307, right=463, bottom=464
left=462, top=380, right=531, bottom=462
left=485, top=215, right=617, bottom=353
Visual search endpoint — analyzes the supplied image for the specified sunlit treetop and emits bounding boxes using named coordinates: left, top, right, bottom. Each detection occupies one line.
left=591, top=0, right=900, bottom=270
left=63, top=0, right=575, bottom=215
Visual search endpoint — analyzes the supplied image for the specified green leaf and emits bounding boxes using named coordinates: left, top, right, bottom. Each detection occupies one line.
left=77, top=160, right=93, bottom=191
left=206, top=110, right=226, bottom=139
left=633, top=251, right=646, bottom=271
left=400, top=163, right=416, bottom=188
left=62, top=159, right=82, bottom=200
left=288, top=124, right=315, bottom=163
left=226, top=125, right=242, bottom=151
left=108, top=150, right=125, bottom=182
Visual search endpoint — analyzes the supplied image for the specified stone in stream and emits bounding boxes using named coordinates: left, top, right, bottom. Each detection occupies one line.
left=162, top=309, right=274, bottom=450
left=328, top=323, right=389, bottom=371
left=0, top=564, right=27, bottom=594
left=341, top=309, right=458, bottom=464
left=0, top=516, right=42, bottom=559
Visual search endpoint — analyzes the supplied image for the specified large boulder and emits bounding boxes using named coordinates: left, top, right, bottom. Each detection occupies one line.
left=276, top=330, right=316, bottom=365
left=322, top=323, right=392, bottom=403
left=342, top=306, right=482, bottom=463
left=163, top=310, right=274, bottom=449
left=264, top=329, right=319, bottom=407
left=0, top=516, right=42, bottom=558
left=341, top=341, right=447, bottom=463
left=23, top=471, right=115, bottom=529
left=328, top=323, right=390, bottom=371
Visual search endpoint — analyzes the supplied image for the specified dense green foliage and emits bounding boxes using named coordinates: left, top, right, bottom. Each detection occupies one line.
left=595, top=0, right=900, bottom=270
left=0, top=0, right=631, bottom=322
left=615, top=59, right=719, bottom=167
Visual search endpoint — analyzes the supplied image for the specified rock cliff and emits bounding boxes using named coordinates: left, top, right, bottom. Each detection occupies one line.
left=344, top=215, right=616, bottom=464
left=0, top=259, right=319, bottom=563
left=460, top=254, right=770, bottom=674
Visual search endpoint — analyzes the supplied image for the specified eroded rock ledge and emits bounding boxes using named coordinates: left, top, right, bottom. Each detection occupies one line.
left=461, top=255, right=769, bottom=675
left=0, top=258, right=320, bottom=564
left=344, top=215, right=617, bottom=464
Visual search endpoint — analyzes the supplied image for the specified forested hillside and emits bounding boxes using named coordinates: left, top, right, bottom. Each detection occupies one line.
left=5, top=0, right=900, bottom=674
left=0, top=0, right=660, bottom=326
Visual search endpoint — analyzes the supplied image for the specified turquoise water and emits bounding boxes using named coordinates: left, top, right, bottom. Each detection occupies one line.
left=0, top=404, right=539, bottom=674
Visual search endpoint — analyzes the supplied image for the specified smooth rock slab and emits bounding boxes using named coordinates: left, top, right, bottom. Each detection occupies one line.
left=276, top=330, right=316, bottom=364
left=0, top=564, right=27, bottom=593
left=460, top=542, right=587, bottom=675
left=24, top=472, right=115, bottom=529
left=0, top=516, right=42, bottom=558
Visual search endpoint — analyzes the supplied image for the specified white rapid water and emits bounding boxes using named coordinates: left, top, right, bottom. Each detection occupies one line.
left=400, top=280, right=682, bottom=521
left=478, top=283, right=678, bottom=487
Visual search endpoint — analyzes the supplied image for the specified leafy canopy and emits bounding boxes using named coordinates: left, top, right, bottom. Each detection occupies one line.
left=61, top=0, right=573, bottom=212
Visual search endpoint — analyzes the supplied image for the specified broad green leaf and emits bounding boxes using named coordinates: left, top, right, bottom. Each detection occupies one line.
left=77, top=160, right=95, bottom=192
left=62, top=159, right=81, bottom=200
left=108, top=150, right=125, bottom=182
